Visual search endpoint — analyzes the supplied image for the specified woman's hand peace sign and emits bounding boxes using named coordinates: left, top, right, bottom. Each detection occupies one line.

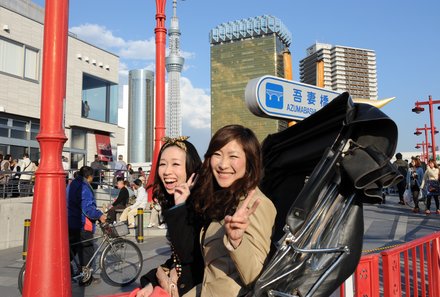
left=174, top=173, right=197, bottom=205
left=224, top=189, right=260, bottom=249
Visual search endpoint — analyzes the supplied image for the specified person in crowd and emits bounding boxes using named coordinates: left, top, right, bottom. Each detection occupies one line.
left=19, top=153, right=36, bottom=196
left=0, top=154, right=11, bottom=188
left=10, top=158, right=20, bottom=197
left=136, top=136, right=203, bottom=297
left=90, top=154, right=106, bottom=190
left=147, top=197, right=166, bottom=229
left=106, top=178, right=130, bottom=223
left=420, top=158, right=440, bottom=214
left=113, top=154, right=127, bottom=186
left=393, top=152, right=408, bottom=205
left=119, top=178, right=148, bottom=228
left=185, top=125, right=276, bottom=297
left=408, top=157, right=424, bottom=213
left=0, top=154, right=10, bottom=171
left=137, top=167, right=147, bottom=185
left=67, top=166, right=106, bottom=286
left=126, top=163, right=136, bottom=184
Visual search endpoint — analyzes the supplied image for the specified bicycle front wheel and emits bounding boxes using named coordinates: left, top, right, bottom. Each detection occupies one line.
left=100, top=238, right=143, bottom=286
left=18, top=262, right=25, bottom=294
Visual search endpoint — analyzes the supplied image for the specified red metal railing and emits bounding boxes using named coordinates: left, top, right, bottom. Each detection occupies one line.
left=381, top=232, right=440, bottom=297
left=340, top=231, right=440, bottom=297
left=102, top=232, right=440, bottom=297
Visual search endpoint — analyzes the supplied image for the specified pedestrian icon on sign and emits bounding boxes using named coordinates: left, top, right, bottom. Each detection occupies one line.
left=266, top=83, right=283, bottom=109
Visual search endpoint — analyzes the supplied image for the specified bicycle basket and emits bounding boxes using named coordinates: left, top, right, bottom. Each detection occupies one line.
left=106, top=222, right=129, bottom=238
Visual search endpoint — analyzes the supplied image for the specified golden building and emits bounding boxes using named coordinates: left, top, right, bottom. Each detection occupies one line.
left=210, top=15, right=292, bottom=142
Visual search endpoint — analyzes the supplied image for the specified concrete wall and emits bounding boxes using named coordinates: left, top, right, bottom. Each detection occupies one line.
left=0, top=197, right=33, bottom=250
left=0, top=190, right=154, bottom=250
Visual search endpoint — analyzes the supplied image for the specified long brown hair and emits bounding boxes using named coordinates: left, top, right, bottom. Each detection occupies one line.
left=151, top=139, right=201, bottom=210
left=192, top=125, right=261, bottom=221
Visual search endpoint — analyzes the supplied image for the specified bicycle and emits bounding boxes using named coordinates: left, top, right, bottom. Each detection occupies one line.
left=18, top=221, right=143, bottom=293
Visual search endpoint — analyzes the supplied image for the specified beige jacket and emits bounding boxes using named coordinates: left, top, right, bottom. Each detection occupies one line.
left=184, top=187, right=276, bottom=297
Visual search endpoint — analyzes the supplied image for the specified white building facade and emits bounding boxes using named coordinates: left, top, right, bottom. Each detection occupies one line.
left=0, top=0, right=124, bottom=168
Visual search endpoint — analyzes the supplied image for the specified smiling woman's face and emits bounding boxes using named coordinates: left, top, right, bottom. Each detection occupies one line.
left=158, top=146, right=187, bottom=194
left=210, top=140, right=246, bottom=188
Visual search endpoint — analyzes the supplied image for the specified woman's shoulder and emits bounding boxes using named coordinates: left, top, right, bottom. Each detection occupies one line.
left=253, top=187, right=276, bottom=213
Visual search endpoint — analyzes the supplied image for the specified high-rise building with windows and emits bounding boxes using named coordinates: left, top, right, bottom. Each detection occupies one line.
left=0, top=0, right=124, bottom=168
left=165, top=0, right=184, bottom=138
left=299, top=43, right=378, bottom=100
left=128, top=69, right=154, bottom=163
left=209, top=15, right=292, bottom=142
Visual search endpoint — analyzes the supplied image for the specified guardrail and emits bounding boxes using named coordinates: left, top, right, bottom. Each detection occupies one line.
left=341, top=231, right=440, bottom=297
left=96, top=232, right=440, bottom=297
left=0, top=169, right=150, bottom=202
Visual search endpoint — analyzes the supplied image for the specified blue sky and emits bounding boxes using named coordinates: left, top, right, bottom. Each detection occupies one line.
left=34, top=0, right=440, bottom=156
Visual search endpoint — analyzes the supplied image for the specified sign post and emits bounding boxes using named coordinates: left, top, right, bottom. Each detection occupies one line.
left=245, top=75, right=340, bottom=121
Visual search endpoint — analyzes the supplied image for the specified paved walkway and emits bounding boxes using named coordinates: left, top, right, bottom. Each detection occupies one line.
left=1, top=194, right=439, bottom=296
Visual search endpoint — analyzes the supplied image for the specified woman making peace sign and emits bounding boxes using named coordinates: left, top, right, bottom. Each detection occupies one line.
left=185, top=125, right=277, bottom=297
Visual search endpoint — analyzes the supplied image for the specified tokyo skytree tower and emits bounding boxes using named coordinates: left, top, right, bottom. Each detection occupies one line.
left=165, top=0, right=184, bottom=137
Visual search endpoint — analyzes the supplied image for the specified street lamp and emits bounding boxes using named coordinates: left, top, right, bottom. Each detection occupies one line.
left=146, top=0, right=167, bottom=199
left=23, top=0, right=71, bottom=296
left=414, top=124, right=438, bottom=161
left=415, top=141, right=430, bottom=162
left=412, top=95, right=440, bottom=160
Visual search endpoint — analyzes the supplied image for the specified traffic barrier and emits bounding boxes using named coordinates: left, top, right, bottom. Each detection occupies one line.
left=136, top=208, right=144, bottom=243
left=22, top=219, right=31, bottom=260
left=381, top=232, right=440, bottom=297
left=340, top=231, right=440, bottom=297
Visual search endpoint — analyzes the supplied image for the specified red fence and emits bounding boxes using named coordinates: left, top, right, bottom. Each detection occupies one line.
left=101, top=232, right=440, bottom=297
left=341, top=231, right=440, bottom=297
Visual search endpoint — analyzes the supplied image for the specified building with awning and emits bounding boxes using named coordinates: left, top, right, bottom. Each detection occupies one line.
left=0, top=0, right=125, bottom=169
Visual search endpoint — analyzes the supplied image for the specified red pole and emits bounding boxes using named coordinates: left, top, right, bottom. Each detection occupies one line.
left=146, top=0, right=167, bottom=200
left=424, top=125, right=429, bottom=161
left=428, top=95, right=437, bottom=160
left=23, top=0, right=70, bottom=296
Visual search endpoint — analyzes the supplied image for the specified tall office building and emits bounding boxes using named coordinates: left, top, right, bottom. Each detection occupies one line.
left=300, top=43, right=378, bottom=100
left=128, top=69, right=154, bottom=163
left=210, top=15, right=292, bottom=142
left=165, top=0, right=184, bottom=138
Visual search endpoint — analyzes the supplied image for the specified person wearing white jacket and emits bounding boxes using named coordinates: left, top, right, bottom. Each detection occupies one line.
left=119, top=179, right=148, bottom=227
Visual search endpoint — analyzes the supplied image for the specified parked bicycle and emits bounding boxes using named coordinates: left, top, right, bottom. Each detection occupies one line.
left=18, top=221, right=143, bottom=293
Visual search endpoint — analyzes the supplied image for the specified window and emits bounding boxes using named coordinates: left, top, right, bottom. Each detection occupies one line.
left=30, top=122, right=40, bottom=140
left=71, top=153, right=85, bottom=170
left=24, top=48, right=39, bottom=80
left=10, top=120, right=27, bottom=140
left=0, top=37, right=40, bottom=81
left=82, top=74, right=118, bottom=124
left=0, top=38, right=22, bottom=76
left=71, top=128, right=86, bottom=150
left=0, top=117, right=9, bottom=137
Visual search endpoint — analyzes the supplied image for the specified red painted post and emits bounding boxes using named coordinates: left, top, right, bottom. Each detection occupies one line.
left=146, top=0, right=167, bottom=201
left=354, top=254, right=380, bottom=297
left=424, top=125, right=429, bottom=161
left=428, top=96, right=437, bottom=160
left=22, top=0, right=70, bottom=296
left=382, top=253, right=401, bottom=297
left=432, top=237, right=440, bottom=296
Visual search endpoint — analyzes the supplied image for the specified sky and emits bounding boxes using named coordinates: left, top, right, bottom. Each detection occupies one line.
left=33, top=0, right=440, bottom=156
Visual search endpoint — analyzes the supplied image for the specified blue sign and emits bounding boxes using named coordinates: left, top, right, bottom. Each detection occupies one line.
left=245, top=76, right=341, bottom=121
left=265, top=83, right=283, bottom=109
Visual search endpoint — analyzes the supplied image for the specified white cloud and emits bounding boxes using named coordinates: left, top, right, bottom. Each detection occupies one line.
left=118, top=62, right=129, bottom=82
left=119, top=38, right=156, bottom=60
left=70, top=24, right=155, bottom=61
left=70, top=23, right=195, bottom=63
left=180, top=77, right=211, bottom=129
left=70, top=24, right=125, bottom=48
